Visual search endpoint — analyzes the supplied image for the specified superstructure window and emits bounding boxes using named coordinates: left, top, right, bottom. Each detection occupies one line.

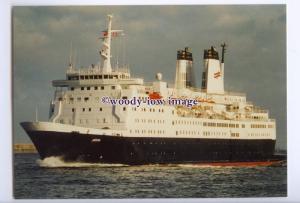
left=104, top=75, right=108, bottom=79
left=68, top=76, right=79, bottom=80
left=112, top=86, right=116, bottom=90
left=89, top=108, right=91, bottom=112
left=87, top=87, right=90, bottom=90
left=72, top=108, right=75, bottom=112
left=84, top=75, right=88, bottom=79
left=80, top=76, right=84, bottom=80
left=101, top=86, right=104, bottom=90
left=84, top=97, right=89, bottom=102
left=81, top=87, right=84, bottom=90
left=94, top=86, right=98, bottom=90
left=82, top=108, right=85, bottom=112
left=70, top=87, right=74, bottom=91
left=99, top=107, right=103, bottom=111
left=99, top=75, right=103, bottom=79
left=109, top=75, right=113, bottom=79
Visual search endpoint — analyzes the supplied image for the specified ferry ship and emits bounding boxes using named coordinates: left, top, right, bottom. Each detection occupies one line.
left=21, top=15, right=277, bottom=164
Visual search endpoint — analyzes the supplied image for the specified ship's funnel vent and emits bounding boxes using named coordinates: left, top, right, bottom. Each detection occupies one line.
left=175, top=47, right=195, bottom=89
left=201, top=45, right=225, bottom=94
left=204, top=46, right=219, bottom=60
left=177, top=47, right=193, bottom=61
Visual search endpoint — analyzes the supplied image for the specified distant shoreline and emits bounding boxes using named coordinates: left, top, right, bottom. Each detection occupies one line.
left=14, top=144, right=37, bottom=153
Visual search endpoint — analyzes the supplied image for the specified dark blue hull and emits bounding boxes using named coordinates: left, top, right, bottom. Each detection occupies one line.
left=26, top=130, right=276, bottom=165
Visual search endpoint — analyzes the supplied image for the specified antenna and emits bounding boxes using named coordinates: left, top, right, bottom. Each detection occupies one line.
left=221, top=43, right=227, bottom=63
left=35, top=106, right=39, bottom=122
left=68, top=41, right=73, bottom=69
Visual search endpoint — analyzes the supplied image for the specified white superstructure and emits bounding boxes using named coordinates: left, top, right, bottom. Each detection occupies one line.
left=46, top=14, right=275, bottom=143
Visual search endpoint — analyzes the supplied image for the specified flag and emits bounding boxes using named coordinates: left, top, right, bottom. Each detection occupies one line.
left=101, top=30, right=123, bottom=38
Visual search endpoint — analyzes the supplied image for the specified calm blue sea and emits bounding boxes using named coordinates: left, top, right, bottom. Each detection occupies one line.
left=14, top=153, right=287, bottom=199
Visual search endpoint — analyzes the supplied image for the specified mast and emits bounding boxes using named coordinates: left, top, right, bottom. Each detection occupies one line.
left=100, top=14, right=124, bottom=73
left=100, top=14, right=113, bottom=73
left=221, top=42, right=227, bottom=64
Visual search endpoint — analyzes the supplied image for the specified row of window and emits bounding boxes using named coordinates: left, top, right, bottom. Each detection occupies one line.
left=250, top=124, right=267, bottom=128
left=176, top=130, right=199, bottom=136
left=203, top=131, right=228, bottom=136
left=246, top=115, right=265, bottom=120
left=77, top=118, right=120, bottom=124
left=60, top=118, right=103, bottom=124
left=203, top=122, right=245, bottom=128
left=249, top=133, right=271, bottom=137
left=134, top=119, right=165, bottom=124
left=231, top=133, right=240, bottom=137
left=172, top=120, right=201, bottom=125
left=132, top=107, right=165, bottom=113
left=224, top=97, right=245, bottom=102
left=68, top=74, right=129, bottom=81
left=130, top=129, right=165, bottom=134
left=72, top=107, right=126, bottom=112
left=70, top=86, right=116, bottom=91
left=59, top=96, right=94, bottom=102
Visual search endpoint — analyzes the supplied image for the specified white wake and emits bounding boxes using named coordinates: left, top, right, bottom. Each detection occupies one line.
left=37, top=156, right=128, bottom=168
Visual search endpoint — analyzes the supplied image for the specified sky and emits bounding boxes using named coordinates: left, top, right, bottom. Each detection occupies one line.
left=13, top=5, right=286, bottom=149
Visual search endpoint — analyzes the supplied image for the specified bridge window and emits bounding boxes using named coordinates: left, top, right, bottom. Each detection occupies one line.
left=68, top=76, right=79, bottom=80
left=99, top=75, right=103, bottom=79
left=84, top=75, right=88, bottom=79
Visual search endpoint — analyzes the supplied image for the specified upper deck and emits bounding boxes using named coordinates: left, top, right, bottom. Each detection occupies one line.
left=52, top=66, right=143, bottom=87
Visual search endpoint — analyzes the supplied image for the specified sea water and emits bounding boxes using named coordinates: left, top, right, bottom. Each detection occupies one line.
left=14, top=153, right=287, bottom=199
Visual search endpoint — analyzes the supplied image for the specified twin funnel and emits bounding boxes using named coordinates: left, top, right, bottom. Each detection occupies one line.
left=175, top=45, right=226, bottom=94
